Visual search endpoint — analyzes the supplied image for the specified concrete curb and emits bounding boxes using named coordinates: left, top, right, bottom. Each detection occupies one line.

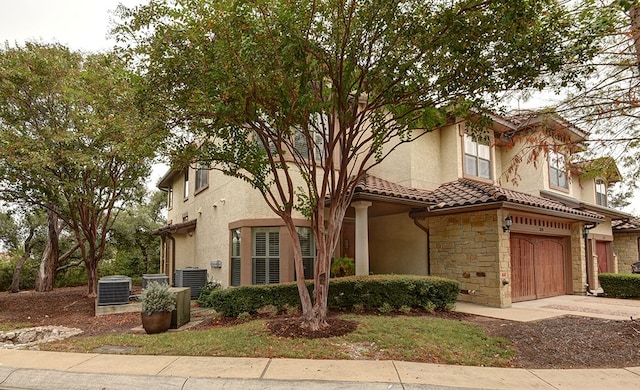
left=1, top=350, right=640, bottom=390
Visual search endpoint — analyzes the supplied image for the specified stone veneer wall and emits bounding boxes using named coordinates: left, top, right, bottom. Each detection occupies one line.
left=613, top=232, right=640, bottom=273
left=428, top=209, right=511, bottom=307
left=571, top=223, right=587, bottom=295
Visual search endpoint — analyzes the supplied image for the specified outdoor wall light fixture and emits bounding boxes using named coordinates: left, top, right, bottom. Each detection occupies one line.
left=502, top=216, right=513, bottom=232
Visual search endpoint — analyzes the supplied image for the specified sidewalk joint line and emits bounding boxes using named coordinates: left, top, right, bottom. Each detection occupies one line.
left=391, top=360, right=406, bottom=390
left=157, top=355, right=181, bottom=376
left=0, top=366, right=19, bottom=386
left=260, top=358, right=272, bottom=379
left=66, top=353, right=100, bottom=370
left=527, top=369, right=560, bottom=390
left=624, top=367, right=640, bottom=378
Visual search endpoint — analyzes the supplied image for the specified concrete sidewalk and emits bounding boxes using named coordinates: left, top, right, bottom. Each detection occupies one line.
left=3, top=295, right=640, bottom=389
left=1, top=349, right=639, bottom=390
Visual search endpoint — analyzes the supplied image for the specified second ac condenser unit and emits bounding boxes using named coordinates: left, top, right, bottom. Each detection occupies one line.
left=142, top=273, right=169, bottom=289
left=175, top=267, right=207, bottom=299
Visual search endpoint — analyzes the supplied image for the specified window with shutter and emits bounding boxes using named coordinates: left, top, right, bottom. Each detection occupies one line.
left=230, top=228, right=241, bottom=286
left=295, top=227, right=316, bottom=280
left=252, top=228, right=280, bottom=284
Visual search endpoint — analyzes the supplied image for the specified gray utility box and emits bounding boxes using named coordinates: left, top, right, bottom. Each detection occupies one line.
left=174, top=267, right=207, bottom=299
left=142, top=273, right=169, bottom=289
left=170, top=287, right=191, bottom=329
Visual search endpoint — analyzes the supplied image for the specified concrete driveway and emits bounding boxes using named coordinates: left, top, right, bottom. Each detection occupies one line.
left=455, top=294, right=640, bottom=322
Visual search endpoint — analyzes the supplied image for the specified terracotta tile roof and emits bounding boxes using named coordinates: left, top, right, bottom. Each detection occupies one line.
left=612, top=218, right=640, bottom=231
left=354, top=175, right=435, bottom=203
left=430, top=179, right=604, bottom=220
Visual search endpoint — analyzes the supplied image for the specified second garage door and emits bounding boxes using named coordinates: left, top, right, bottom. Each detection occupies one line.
left=510, top=234, right=568, bottom=302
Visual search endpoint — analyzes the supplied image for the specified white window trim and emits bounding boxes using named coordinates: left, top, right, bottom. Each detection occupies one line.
left=595, top=178, right=607, bottom=207
left=463, top=133, right=492, bottom=180
left=549, top=151, right=569, bottom=190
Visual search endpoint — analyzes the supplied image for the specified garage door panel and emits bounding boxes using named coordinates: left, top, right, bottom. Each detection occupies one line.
left=511, top=234, right=567, bottom=302
left=511, top=237, right=536, bottom=302
left=534, top=240, right=565, bottom=299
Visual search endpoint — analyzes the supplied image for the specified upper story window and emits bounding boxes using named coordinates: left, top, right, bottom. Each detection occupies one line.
left=296, top=227, right=316, bottom=280
left=463, top=134, right=491, bottom=179
left=167, top=186, right=174, bottom=210
left=183, top=169, right=190, bottom=199
left=293, top=113, right=327, bottom=162
left=595, top=179, right=607, bottom=207
left=195, top=163, right=209, bottom=194
left=549, top=151, right=568, bottom=189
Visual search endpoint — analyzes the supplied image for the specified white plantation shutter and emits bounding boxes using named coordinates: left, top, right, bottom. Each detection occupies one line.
left=231, top=228, right=241, bottom=286
left=252, top=228, right=280, bottom=284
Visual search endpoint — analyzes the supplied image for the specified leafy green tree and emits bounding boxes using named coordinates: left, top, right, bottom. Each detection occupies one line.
left=0, top=43, right=159, bottom=295
left=117, top=0, right=608, bottom=329
left=540, top=1, right=640, bottom=208
left=108, top=190, right=166, bottom=276
left=0, top=209, right=44, bottom=292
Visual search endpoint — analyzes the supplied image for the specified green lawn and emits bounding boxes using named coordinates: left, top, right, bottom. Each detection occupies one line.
left=40, top=314, right=514, bottom=367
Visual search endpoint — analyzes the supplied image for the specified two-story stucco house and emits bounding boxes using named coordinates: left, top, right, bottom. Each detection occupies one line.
left=155, top=110, right=639, bottom=307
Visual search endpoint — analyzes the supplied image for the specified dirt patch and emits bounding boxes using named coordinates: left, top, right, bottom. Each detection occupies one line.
left=1, top=287, right=640, bottom=368
left=0, top=286, right=139, bottom=337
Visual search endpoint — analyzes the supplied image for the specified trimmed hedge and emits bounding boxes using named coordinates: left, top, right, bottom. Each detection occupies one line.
left=197, top=274, right=460, bottom=317
left=599, top=273, right=640, bottom=298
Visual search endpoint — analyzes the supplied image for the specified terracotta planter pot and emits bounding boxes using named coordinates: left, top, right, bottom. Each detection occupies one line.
left=141, top=311, right=172, bottom=334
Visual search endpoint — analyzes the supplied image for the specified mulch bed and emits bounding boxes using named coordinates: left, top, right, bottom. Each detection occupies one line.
left=2, top=286, right=640, bottom=368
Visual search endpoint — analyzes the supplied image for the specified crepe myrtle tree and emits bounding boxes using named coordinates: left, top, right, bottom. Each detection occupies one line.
left=0, top=43, right=158, bottom=295
left=116, top=0, right=608, bottom=329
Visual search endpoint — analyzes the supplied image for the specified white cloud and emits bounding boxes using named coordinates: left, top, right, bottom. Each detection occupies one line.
left=0, top=0, right=144, bottom=51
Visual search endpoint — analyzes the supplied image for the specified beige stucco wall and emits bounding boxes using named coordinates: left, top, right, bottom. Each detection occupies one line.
left=370, top=123, right=462, bottom=190
left=164, top=166, right=312, bottom=286
left=613, top=232, right=640, bottom=273
left=590, top=218, right=613, bottom=237
left=368, top=213, right=428, bottom=275
left=427, top=209, right=511, bottom=307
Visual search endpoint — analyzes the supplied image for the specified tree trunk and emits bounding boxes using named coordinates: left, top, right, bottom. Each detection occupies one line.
left=10, top=253, right=30, bottom=293
left=10, top=227, right=36, bottom=293
left=141, top=245, right=149, bottom=273
left=35, top=208, right=60, bottom=292
left=85, top=257, right=98, bottom=297
left=631, top=6, right=640, bottom=72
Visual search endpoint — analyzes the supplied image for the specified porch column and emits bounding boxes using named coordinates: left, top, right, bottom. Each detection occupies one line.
left=352, top=201, right=372, bottom=276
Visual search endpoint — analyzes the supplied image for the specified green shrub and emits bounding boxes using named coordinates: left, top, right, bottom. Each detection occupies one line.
left=378, top=302, right=393, bottom=313
left=331, top=257, right=355, bottom=277
left=0, top=256, right=39, bottom=291
left=198, top=274, right=460, bottom=317
left=55, top=265, right=88, bottom=288
left=599, top=273, right=640, bottom=298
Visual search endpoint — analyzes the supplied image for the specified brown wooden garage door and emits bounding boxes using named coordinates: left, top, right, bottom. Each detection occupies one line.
left=510, top=234, right=568, bottom=302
